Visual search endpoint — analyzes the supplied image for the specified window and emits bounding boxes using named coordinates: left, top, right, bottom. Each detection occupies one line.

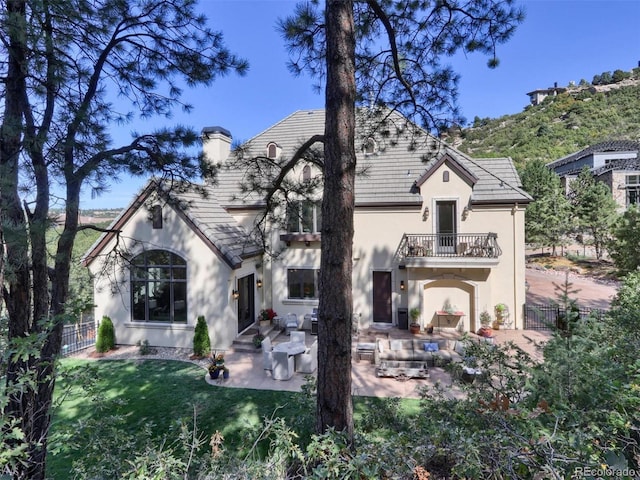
left=131, top=250, right=187, bottom=323
left=302, top=165, right=311, bottom=182
left=363, top=137, right=377, bottom=155
left=626, top=175, right=640, bottom=207
left=152, top=205, right=163, bottom=229
left=267, top=142, right=279, bottom=159
left=443, top=171, right=450, bottom=182
left=286, top=200, right=322, bottom=233
left=287, top=269, right=320, bottom=299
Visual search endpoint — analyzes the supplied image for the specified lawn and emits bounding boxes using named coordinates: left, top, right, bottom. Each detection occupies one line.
left=47, top=358, right=420, bottom=478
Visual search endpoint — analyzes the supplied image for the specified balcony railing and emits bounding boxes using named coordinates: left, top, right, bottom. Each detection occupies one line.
left=402, top=233, right=502, bottom=259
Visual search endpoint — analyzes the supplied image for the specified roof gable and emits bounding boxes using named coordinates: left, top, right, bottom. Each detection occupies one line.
left=83, top=180, right=262, bottom=269
left=415, top=153, right=478, bottom=188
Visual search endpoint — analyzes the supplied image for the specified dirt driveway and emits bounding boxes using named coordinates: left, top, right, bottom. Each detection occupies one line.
left=525, top=267, right=618, bottom=310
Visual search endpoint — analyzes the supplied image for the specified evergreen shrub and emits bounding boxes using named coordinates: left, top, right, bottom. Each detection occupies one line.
left=193, top=315, right=211, bottom=357
left=96, top=316, right=115, bottom=353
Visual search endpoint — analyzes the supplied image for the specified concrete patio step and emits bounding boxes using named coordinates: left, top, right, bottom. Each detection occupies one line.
left=231, top=323, right=281, bottom=353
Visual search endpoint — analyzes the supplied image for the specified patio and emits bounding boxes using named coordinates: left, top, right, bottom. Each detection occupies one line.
left=206, top=326, right=549, bottom=399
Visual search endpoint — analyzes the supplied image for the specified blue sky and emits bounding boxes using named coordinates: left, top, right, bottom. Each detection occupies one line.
left=86, top=0, right=640, bottom=209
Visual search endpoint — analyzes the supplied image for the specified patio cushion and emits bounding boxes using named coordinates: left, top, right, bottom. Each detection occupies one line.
left=390, top=339, right=403, bottom=351
left=423, top=342, right=439, bottom=352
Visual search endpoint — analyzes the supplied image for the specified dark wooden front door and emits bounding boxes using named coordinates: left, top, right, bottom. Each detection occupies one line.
left=372, top=271, right=392, bottom=323
left=237, top=274, right=255, bottom=333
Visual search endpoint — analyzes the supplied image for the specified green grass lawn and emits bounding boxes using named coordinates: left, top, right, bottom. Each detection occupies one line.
left=48, top=358, right=420, bottom=478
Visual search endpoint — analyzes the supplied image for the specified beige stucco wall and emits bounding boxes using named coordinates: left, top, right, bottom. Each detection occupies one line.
left=88, top=200, right=263, bottom=349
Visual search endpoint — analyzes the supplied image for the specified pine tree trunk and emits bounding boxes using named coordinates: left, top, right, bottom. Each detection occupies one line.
left=316, top=0, right=356, bottom=442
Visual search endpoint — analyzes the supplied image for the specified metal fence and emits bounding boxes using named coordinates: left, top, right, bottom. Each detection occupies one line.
left=61, top=320, right=96, bottom=357
left=524, top=304, right=606, bottom=330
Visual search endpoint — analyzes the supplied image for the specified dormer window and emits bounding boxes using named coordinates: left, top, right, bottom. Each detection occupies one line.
left=363, top=137, right=377, bottom=155
left=266, top=142, right=280, bottom=159
left=302, top=165, right=311, bottom=183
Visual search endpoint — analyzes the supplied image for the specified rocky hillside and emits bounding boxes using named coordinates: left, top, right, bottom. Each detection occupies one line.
left=453, top=75, right=640, bottom=168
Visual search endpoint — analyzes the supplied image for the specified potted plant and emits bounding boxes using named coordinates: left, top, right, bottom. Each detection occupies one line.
left=494, top=303, right=508, bottom=329
left=409, top=307, right=421, bottom=334
left=208, top=352, right=229, bottom=380
left=259, top=308, right=277, bottom=327
left=477, top=310, right=493, bottom=337
left=253, top=332, right=265, bottom=348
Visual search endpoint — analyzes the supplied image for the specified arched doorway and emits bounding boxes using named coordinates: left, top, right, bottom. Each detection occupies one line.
left=422, top=278, right=477, bottom=332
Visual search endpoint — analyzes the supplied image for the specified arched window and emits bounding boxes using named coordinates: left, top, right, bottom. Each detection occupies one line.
left=302, top=165, right=311, bottom=182
left=131, top=250, right=187, bottom=323
left=363, top=137, right=377, bottom=155
left=267, top=142, right=278, bottom=159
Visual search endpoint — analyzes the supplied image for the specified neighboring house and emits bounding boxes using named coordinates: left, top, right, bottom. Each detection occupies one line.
left=84, top=109, right=532, bottom=350
left=526, top=83, right=567, bottom=106
left=546, top=140, right=640, bottom=211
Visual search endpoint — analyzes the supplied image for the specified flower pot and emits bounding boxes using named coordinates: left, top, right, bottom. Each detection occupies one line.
left=223, top=370, right=229, bottom=379
left=409, top=323, right=421, bottom=334
left=426, top=325, right=434, bottom=334
left=210, top=369, right=220, bottom=380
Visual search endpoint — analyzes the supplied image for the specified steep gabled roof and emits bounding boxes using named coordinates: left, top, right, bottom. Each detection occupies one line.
left=213, top=109, right=531, bottom=207
left=546, top=140, right=640, bottom=170
left=83, top=180, right=262, bottom=269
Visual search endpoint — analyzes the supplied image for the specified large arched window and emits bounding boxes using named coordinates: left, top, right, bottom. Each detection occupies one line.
left=131, top=250, right=187, bottom=323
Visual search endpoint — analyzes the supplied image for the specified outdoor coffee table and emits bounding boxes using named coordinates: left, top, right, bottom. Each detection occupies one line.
left=376, top=361, right=428, bottom=379
left=355, top=342, right=376, bottom=363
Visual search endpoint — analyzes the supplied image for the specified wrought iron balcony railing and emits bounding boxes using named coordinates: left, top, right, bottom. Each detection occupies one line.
left=402, top=233, right=502, bottom=259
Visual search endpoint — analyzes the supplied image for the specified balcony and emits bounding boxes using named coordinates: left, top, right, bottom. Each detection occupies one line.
left=400, top=233, right=502, bottom=268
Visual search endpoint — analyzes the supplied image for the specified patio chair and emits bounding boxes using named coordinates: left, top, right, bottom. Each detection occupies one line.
left=284, top=313, right=300, bottom=334
left=272, top=351, right=294, bottom=380
left=295, top=339, right=318, bottom=373
left=261, top=336, right=273, bottom=372
left=290, top=331, right=306, bottom=345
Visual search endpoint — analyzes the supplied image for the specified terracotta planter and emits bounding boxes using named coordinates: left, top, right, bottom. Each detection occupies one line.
left=409, top=323, right=421, bottom=334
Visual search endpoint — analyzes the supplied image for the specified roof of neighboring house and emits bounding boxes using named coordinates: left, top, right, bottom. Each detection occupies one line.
left=213, top=109, right=531, bottom=208
left=593, top=158, right=640, bottom=176
left=546, top=140, right=640, bottom=171
left=83, top=180, right=263, bottom=269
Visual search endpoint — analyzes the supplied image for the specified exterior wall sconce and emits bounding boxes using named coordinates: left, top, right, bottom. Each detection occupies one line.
left=400, top=280, right=405, bottom=291
left=232, top=289, right=239, bottom=299
left=422, top=206, right=429, bottom=221
left=462, top=205, right=470, bottom=220
left=256, top=278, right=263, bottom=288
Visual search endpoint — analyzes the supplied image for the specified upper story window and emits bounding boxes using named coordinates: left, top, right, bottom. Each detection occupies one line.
left=267, top=142, right=280, bottom=159
left=626, top=174, right=640, bottom=186
left=130, top=250, right=187, bottom=323
left=443, top=171, right=450, bottom=182
left=302, top=165, right=311, bottom=182
left=152, top=205, right=163, bottom=229
left=362, top=137, right=377, bottom=155
left=286, top=200, right=322, bottom=233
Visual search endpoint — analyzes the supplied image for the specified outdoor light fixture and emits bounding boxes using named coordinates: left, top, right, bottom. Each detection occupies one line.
left=256, top=278, right=263, bottom=288
left=400, top=280, right=405, bottom=291
left=422, top=206, right=429, bottom=221
left=232, top=289, right=239, bottom=299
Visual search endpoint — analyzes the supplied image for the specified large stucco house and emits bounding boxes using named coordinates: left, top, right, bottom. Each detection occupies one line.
left=547, top=140, right=640, bottom=211
left=84, top=109, right=532, bottom=350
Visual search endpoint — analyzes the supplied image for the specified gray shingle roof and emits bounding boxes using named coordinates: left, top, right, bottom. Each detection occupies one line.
left=84, top=181, right=262, bottom=269
left=213, top=109, right=531, bottom=206
left=546, top=140, right=640, bottom=170
left=166, top=184, right=263, bottom=267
